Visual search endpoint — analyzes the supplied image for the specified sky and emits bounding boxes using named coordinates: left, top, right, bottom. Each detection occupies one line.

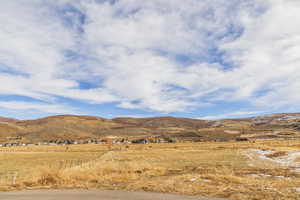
left=0, top=0, right=299, bottom=120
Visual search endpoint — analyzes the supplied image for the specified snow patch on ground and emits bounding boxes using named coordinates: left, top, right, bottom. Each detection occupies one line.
left=246, top=148, right=300, bottom=179
left=249, top=174, right=286, bottom=178
left=249, top=149, right=300, bottom=168
left=295, top=188, right=300, bottom=193
left=188, top=177, right=212, bottom=183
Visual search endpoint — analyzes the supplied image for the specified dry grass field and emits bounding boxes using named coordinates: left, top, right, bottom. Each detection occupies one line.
left=0, top=140, right=300, bottom=200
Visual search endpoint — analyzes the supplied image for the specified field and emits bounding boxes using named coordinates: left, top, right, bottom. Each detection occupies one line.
left=0, top=140, right=300, bottom=200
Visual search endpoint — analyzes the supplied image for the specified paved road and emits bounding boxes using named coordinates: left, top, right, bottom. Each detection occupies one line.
left=0, top=190, right=228, bottom=200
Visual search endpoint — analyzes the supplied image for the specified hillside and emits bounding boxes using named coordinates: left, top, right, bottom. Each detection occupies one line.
left=0, top=113, right=299, bottom=142
left=113, top=116, right=213, bottom=128
left=0, top=117, right=18, bottom=123
left=13, top=115, right=121, bottom=141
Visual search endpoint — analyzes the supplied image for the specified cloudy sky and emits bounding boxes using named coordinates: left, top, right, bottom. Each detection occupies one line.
left=0, top=0, right=299, bottom=120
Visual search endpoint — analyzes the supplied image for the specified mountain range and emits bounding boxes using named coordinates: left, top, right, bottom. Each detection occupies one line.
left=0, top=113, right=300, bottom=142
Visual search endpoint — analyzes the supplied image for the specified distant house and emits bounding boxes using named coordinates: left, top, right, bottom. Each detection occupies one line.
left=101, top=138, right=115, bottom=145
left=64, top=140, right=73, bottom=145
left=3, top=143, right=10, bottom=147
left=131, top=138, right=149, bottom=144
left=86, top=140, right=98, bottom=144
left=166, top=137, right=177, bottom=143
left=101, top=136, right=118, bottom=144
left=119, top=138, right=130, bottom=144
left=12, top=143, right=19, bottom=146
left=37, top=142, right=48, bottom=146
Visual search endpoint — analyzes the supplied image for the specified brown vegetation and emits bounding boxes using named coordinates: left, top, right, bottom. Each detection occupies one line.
left=0, top=140, right=300, bottom=200
left=0, top=117, right=18, bottom=123
left=266, top=151, right=288, bottom=158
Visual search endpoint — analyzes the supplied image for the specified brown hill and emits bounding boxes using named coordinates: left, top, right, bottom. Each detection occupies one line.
left=0, top=117, right=18, bottom=123
left=0, top=115, right=212, bottom=142
left=12, top=115, right=120, bottom=141
left=112, top=116, right=213, bottom=129
left=0, top=113, right=299, bottom=142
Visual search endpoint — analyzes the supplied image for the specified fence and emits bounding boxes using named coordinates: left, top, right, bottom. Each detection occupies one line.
left=0, top=150, right=111, bottom=186
left=0, top=159, right=96, bottom=186
left=0, top=171, right=18, bottom=185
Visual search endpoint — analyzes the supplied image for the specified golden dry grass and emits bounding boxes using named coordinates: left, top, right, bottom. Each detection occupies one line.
left=0, top=141, right=300, bottom=200
left=266, top=151, right=288, bottom=158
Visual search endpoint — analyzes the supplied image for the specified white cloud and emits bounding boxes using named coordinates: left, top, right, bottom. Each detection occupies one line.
left=221, top=0, right=300, bottom=105
left=0, top=0, right=118, bottom=105
left=0, top=101, right=76, bottom=114
left=77, top=0, right=242, bottom=111
left=199, top=111, right=265, bottom=120
left=0, top=0, right=299, bottom=114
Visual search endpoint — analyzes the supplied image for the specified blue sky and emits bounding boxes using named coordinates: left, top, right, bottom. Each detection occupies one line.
left=0, top=0, right=299, bottom=120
